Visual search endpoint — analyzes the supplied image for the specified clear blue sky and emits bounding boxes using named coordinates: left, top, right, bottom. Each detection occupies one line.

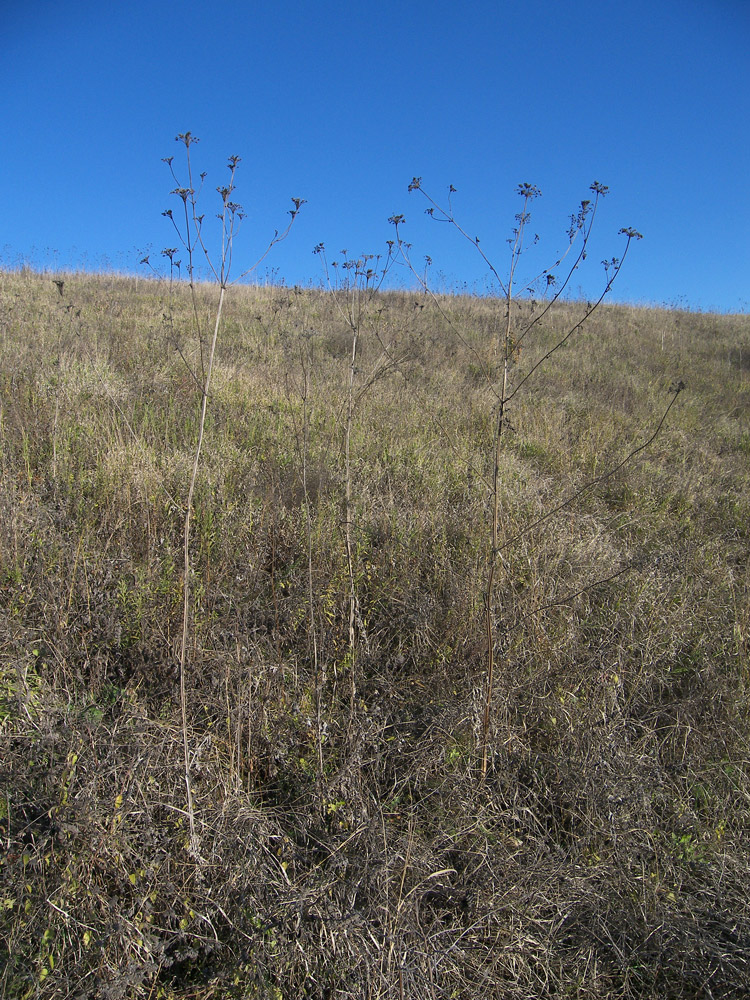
left=2, top=0, right=748, bottom=311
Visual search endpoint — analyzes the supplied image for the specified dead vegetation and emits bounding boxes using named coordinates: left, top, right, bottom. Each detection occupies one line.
left=1, top=269, right=749, bottom=998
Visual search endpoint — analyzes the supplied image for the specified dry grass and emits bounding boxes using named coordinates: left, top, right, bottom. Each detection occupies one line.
left=1, top=269, right=749, bottom=998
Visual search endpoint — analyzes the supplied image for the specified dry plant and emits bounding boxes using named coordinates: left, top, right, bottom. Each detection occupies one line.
left=149, top=132, right=304, bottom=849
left=312, top=243, right=403, bottom=729
left=0, top=268, right=748, bottom=998
left=393, top=178, right=682, bottom=778
left=281, top=321, right=328, bottom=778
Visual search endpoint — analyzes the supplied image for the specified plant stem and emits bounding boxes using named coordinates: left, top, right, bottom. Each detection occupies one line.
left=179, top=281, right=226, bottom=854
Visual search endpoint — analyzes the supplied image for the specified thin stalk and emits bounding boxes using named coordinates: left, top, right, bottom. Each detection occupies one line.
left=300, top=348, right=324, bottom=775
left=400, top=180, right=641, bottom=782
left=163, top=134, right=303, bottom=850
left=179, top=281, right=226, bottom=853
left=313, top=247, right=397, bottom=731
left=481, top=190, right=532, bottom=778
left=344, top=313, right=359, bottom=725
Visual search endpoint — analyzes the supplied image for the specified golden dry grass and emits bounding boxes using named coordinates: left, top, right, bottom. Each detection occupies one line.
left=1, top=269, right=749, bottom=998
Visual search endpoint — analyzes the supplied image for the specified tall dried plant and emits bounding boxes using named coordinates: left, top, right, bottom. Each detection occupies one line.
left=156, top=132, right=304, bottom=850
left=393, top=178, right=683, bottom=778
left=313, top=243, right=402, bottom=729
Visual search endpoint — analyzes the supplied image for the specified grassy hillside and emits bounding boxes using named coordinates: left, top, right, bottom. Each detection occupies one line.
left=1, top=269, right=749, bottom=998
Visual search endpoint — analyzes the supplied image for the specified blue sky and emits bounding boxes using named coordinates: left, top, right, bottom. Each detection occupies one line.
left=2, top=0, right=748, bottom=311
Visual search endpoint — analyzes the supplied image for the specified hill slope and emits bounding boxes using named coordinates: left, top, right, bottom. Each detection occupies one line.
left=1, top=270, right=749, bottom=998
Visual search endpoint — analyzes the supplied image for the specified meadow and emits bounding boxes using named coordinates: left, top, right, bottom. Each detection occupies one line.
left=1, top=268, right=749, bottom=998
